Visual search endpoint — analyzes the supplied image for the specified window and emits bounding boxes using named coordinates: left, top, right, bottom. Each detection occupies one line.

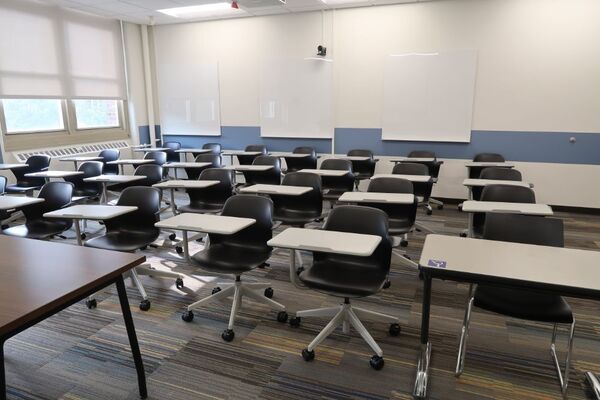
left=2, top=99, right=64, bottom=133
left=73, top=99, right=120, bottom=129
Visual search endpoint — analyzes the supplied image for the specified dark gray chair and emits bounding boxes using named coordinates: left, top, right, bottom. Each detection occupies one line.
left=283, top=146, right=317, bottom=173
left=99, top=149, right=120, bottom=175
left=347, top=149, right=376, bottom=188
left=64, top=161, right=103, bottom=199
left=469, top=153, right=506, bottom=178
left=185, top=154, right=222, bottom=180
left=472, top=167, right=523, bottom=200
left=179, top=168, right=234, bottom=214
left=237, top=144, right=267, bottom=165
left=271, top=172, right=323, bottom=227
left=320, top=159, right=354, bottom=202
left=455, top=213, right=574, bottom=396
left=241, top=155, right=281, bottom=186
left=164, top=141, right=182, bottom=163
left=392, top=162, right=433, bottom=214
left=407, top=150, right=444, bottom=210
left=6, top=155, right=51, bottom=194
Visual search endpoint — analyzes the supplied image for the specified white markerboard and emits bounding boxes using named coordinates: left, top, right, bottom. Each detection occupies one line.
left=382, top=50, right=478, bottom=143
left=156, top=62, right=221, bottom=136
left=259, top=58, right=333, bottom=139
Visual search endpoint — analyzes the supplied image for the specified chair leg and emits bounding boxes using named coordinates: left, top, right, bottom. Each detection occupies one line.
left=306, top=308, right=346, bottom=352
left=227, top=286, right=243, bottom=330
left=347, top=307, right=383, bottom=357
left=186, top=285, right=235, bottom=311
left=297, top=306, right=341, bottom=319
left=130, top=269, right=148, bottom=301
left=551, top=319, right=576, bottom=395
left=136, top=264, right=183, bottom=280
left=455, top=291, right=474, bottom=376
left=242, top=286, right=286, bottom=311
left=353, top=306, right=399, bottom=324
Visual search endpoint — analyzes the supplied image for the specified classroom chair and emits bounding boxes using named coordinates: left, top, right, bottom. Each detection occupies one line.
left=407, top=150, right=444, bottom=210
left=2, top=181, right=73, bottom=239
left=347, top=149, right=377, bottom=189
left=320, top=158, right=355, bottom=203
left=84, top=186, right=183, bottom=311
left=163, top=141, right=181, bottom=163
left=197, top=142, right=221, bottom=156
left=240, top=155, right=281, bottom=187
left=237, top=144, right=267, bottom=165
left=469, top=152, right=506, bottom=178
left=64, top=161, right=103, bottom=199
left=0, top=176, right=13, bottom=227
left=144, top=151, right=167, bottom=168
left=470, top=184, right=536, bottom=237
left=472, top=167, right=523, bottom=200
left=455, top=213, right=574, bottom=395
left=283, top=146, right=318, bottom=173
left=181, top=195, right=287, bottom=342
left=271, top=172, right=323, bottom=227
left=99, top=149, right=120, bottom=175
left=6, top=155, right=51, bottom=194
left=185, top=154, right=222, bottom=180
left=291, top=206, right=400, bottom=370
left=109, top=164, right=164, bottom=193
left=392, top=162, right=434, bottom=214
left=179, top=168, right=234, bottom=214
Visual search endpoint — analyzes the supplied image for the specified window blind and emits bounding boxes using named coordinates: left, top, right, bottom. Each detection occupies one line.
left=0, top=0, right=126, bottom=99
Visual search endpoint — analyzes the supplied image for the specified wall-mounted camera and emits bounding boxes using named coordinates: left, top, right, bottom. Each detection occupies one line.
left=317, top=45, right=327, bottom=57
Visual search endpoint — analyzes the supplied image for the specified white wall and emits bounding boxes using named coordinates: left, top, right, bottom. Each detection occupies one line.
left=152, top=0, right=600, bottom=133
left=123, top=22, right=148, bottom=141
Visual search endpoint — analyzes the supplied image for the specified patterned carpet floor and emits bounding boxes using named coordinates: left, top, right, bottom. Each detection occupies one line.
left=4, top=196, right=600, bottom=399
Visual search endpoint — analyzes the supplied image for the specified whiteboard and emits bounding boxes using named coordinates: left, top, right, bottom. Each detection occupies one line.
left=156, top=62, right=221, bottom=136
left=259, top=58, right=333, bottom=138
left=382, top=50, right=478, bottom=143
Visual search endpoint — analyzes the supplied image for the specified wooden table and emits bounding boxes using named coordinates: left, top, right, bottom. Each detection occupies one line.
left=0, top=236, right=147, bottom=399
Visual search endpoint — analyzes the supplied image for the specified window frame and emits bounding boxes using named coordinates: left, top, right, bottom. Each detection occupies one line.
left=1, top=98, right=68, bottom=135
left=70, top=99, right=124, bottom=131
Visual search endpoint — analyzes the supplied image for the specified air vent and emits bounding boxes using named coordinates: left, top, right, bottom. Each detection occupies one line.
left=13, top=140, right=130, bottom=162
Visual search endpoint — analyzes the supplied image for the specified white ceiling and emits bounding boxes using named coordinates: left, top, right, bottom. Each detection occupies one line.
left=45, top=0, right=437, bottom=24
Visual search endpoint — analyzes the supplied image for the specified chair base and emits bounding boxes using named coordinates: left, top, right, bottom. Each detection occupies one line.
left=185, top=277, right=285, bottom=332
left=455, top=286, right=576, bottom=396
left=297, top=301, right=399, bottom=358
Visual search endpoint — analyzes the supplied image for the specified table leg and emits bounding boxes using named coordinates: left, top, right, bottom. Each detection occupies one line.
left=73, top=161, right=78, bottom=170
left=0, top=339, right=5, bottom=400
left=115, top=276, right=147, bottom=399
left=468, top=213, right=474, bottom=238
left=120, top=165, right=125, bottom=175
left=413, top=271, right=432, bottom=399
left=586, top=372, right=600, bottom=399
left=101, top=182, right=108, bottom=204
left=73, top=219, right=82, bottom=246
left=182, top=230, right=190, bottom=261
left=174, top=169, right=178, bottom=180
left=169, top=188, right=177, bottom=215
left=468, top=187, right=473, bottom=200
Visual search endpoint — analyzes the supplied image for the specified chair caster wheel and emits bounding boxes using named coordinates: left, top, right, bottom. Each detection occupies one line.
left=389, top=323, right=401, bottom=336
left=382, top=280, right=391, bottom=289
left=400, top=240, right=408, bottom=247
left=176, top=277, right=184, bottom=289
left=139, top=300, right=151, bottom=311
left=259, top=262, right=270, bottom=269
left=289, top=317, right=301, bottom=328
left=403, top=254, right=411, bottom=260
left=264, top=287, right=274, bottom=298
left=80, top=233, right=86, bottom=240
left=86, top=299, right=97, bottom=309
left=222, top=329, right=235, bottom=342
left=302, top=348, right=315, bottom=361
left=175, top=246, right=183, bottom=254
left=370, top=355, right=384, bottom=370
left=426, top=209, right=433, bottom=216
left=141, top=246, right=147, bottom=250
left=296, top=266, right=305, bottom=276
left=182, top=310, right=194, bottom=322
left=437, top=204, right=444, bottom=210
left=212, top=287, right=221, bottom=295
left=277, top=311, right=288, bottom=323
left=169, top=233, right=177, bottom=241
left=459, top=232, right=467, bottom=238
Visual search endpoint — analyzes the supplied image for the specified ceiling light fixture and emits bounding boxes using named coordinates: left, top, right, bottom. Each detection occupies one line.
left=157, top=3, right=243, bottom=18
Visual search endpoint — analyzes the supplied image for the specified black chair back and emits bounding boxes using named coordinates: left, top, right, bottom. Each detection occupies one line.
left=202, top=143, right=222, bottom=155
left=23, top=181, right=73, bottom=221
left=242, top=155, right=281, bottom=185
left=144, top=151, right=167, bottom=166
left=320, top=159, right=354, bottom=193
left=210, top=194, right=273, bottom=253
left=238, top=144, right=267, bottom=165
left=12, top=155, right=51, bottom=188
left=186, top=168, right=233, bottom=209
left=473, top=184, right=536, bottom=234
left=407, top=150, right=442, bottom=178
left=480, top=167, right=522, bottom=181
left=185, top=154, right=222, bottom=180
left=163, top=141, right=181, bottom=163
left=366, top=178, right=417, bottom=230
left=99, top=149, right=120, bottom=175
left=315, top=205, right=391, bottom=277
left=392, top=162, right=432, bottom=201
left=285, top=146, right=318, bottom=172
left=105, top=187, right=161, bottom=235
left=483, top=213, right=563, bottom=247
left=347, top=149, right=376, bottom=178
left=272, top=172, right=322, bottom=225
left=133, top=164, right=163, bottom=187
left=470, top=153, right=506, bottom=178
left=64, top=161, right=103, bottom=196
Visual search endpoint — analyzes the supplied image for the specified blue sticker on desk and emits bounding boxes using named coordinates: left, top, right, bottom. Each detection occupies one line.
left=427, top=259, right=447, bottom=268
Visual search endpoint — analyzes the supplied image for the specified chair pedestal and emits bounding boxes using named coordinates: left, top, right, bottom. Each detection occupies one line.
left=186, top=278, right=285, bottom=331
left=297, top=301, right=399, bottom=357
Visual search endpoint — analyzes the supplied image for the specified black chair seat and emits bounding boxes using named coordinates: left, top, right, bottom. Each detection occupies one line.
left=85, top=230, right=159, bottom=252
left=3, top=220, right=72, bottom=240
left=273, top=208, right=320, bottom=226
left=355, top=172, right=373, bottom=180
left=6, top=184, right=42, bottom=194
left=300, top=258, right=388, bottom=297
left=178, top=202, right=224, bottom=214
left=474, top=285, right=573, bottom=324
left=191, top=243, right=271, bottom=274
left=72, top=187, right=100, bottom=197
left=388, top=217, right=413, bottom=235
